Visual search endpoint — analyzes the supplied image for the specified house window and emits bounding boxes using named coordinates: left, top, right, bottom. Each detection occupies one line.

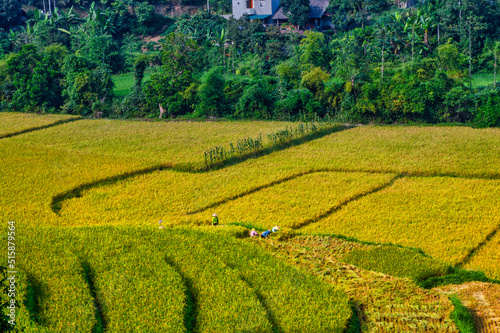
left=259, top=0, right=265, bottom=7
left=246, top=0, right=253, bottom=8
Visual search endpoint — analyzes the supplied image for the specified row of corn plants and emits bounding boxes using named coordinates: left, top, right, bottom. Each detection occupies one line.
left=201, top=119, right=340, bottom=169
left=203, top=135, right=265, bottom=167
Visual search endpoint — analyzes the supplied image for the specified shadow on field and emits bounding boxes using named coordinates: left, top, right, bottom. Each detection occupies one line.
left=0, top=117, right=83, bottom=140
left=234, top=273, right=284, bottom=333
left=456, top=223, right=500, bottom=268
left=80, top=260, right=107, bottom=333
left=24, top=273, right=46, bottom=325
left=49, top=126, right=354, bottom=216
left=294, top=174, right=403, bottom=230
left=50, top=163, right=172, bottom=215
left=186, top=169, right=401, bottom=216
left=164, top=256, right=198, bottom=333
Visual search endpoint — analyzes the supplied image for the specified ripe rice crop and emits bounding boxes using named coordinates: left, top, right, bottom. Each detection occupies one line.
left=232, top=126, right=500, bottom=179
left=182, top=229, right=351, bottom=332
left=0, top=141, right=152, bottom=227
left=181, top=171, right=396, bottom=229
left=12, top=226, right=350, bottom=332
left=301, top=177, right=500, bottom=271
left=0, top=112, right=79, bottom=137
left=2, top=114, right=500, bottom=331
left=55, top=165, right=299, bottom=227
left=7, top=118, right=291, bottom=165
left=12, top=227, right=97, bottom=331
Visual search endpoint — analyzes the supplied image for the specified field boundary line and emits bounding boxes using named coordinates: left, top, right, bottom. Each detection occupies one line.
left=50, top=163, right=172, bottom=215
left=456, top=223, right=500, bottom=268
left=294, top=174, right=404, bottom=230
left=50, top=164, right=499, bottom=217
left=80, top=260, right=107, bottom=333
left=185, top=170, right=318, bottom=215
left=200, top=245, right=280, bottom=333
left=234, top=273, right=283, bottom=333
left=295, top=232, right=432, bottom=257
left=164, top=256, right=198, bottom=333
left=0, top=117, right=83, bottom=140
left=186, top=169, right=400, bottom=216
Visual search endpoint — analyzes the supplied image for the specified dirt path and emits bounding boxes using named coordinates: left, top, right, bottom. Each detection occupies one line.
left=436, top=282, right=500, bottom=333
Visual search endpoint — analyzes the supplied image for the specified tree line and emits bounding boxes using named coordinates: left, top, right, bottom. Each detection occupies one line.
left=1, top=0, right=500, bottom=126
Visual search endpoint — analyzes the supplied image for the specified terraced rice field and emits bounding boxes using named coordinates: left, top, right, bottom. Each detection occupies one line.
left=1, top=112, right=499, bottom=332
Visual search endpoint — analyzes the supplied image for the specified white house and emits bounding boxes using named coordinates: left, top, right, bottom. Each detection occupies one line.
left=231, top=0, right=281, bottom=24
left=231, top=0, right=332, bottom=28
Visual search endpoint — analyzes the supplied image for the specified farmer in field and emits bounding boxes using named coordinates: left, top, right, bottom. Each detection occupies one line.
left=212, top=213, right=219, bottom=226
left=272, top=226, right=280, bottom=233
left=250, top=228, right=259, bottom=237
left=261, top=230, right=271, bottom=238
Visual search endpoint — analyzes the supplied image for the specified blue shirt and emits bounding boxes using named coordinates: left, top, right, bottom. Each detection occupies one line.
left=261, top=230, right=271, bottom=238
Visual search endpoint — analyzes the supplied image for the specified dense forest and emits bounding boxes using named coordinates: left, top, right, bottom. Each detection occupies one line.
left=1, top=0, right=499, bottom=126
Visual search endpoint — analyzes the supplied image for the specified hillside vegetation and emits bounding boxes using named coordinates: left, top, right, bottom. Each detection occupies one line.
left=1, top=0, right=499, bottom=126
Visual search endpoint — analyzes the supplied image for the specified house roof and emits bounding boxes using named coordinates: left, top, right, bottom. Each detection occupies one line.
left=271, top=0, right=329, bottom=20
left=272, top=6, right=287, bottom=20
left=249, top=14, right=272, bottom=19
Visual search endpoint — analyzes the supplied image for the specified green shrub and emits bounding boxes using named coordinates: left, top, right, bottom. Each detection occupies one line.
left=194, top=67, right=226, bottom=117
left=275, top=89, right=321, bottom=119
left=450, top=296, right=477, bottom=333
left=235, top=81, right=274, bottom=119
left=474, top=87, right=500, bottom=127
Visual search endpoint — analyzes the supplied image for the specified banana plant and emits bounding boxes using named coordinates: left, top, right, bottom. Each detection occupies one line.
left=418, top=13, right=433, bottom=47
left=82, top=2, right=116, bottom=36
left=212, top=28, right=229, bottom=67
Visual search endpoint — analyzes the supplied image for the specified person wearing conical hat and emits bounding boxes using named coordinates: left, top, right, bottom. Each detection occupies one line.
left=272, top=226, right=280, bottom=233
left=212, top=213, right=219, bottom=226
left=250, top=228, right=259, bottom=237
